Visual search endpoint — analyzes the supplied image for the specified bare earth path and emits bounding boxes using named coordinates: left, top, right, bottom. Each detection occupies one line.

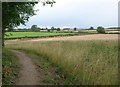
left=11, top=50, right=39, bottom=85
left=11, top=50, right=68, bottom=85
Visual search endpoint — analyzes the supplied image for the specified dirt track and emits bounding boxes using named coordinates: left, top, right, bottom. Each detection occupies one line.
left=11, top=50, right=39, bottom=85
left=5, top=34, right=118, bottom=45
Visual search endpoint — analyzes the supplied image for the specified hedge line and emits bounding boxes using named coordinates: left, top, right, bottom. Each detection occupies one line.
left=5, top=33, right=80, bottom=40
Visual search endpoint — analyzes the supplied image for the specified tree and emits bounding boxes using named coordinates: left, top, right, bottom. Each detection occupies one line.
left=48, top=29, right=50, bottom=32
left=97, top=26, right=105, bottom=34
left=42, top=0, right=56, bottom=7
left=51, top=27, right=55, bottom=31
left=57, top=28, right=60, bottom=31
left=2, top=0, right=56, bottom=47
left=74, top=27, right=77, bottom=31
left=31, top=25, right=37, bottom=31
left=2, top=2, right=37, bottom=47
left=89, top=27, right=94, bottom=30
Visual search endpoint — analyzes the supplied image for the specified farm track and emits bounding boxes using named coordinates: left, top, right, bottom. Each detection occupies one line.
left=11, top=50, right=39, bottom=85
left=11, top=50, right=67, bottom=85
left=5, top=34, right=118, bottom=45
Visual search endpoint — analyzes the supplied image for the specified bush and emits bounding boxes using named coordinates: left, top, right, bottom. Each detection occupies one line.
left=97, top=26, right=105, bottom=34
left=89, top=27, right=94, bottom=30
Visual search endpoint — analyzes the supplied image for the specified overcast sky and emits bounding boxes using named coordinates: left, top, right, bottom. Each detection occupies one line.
left=18, top=0, right=119, bottom=29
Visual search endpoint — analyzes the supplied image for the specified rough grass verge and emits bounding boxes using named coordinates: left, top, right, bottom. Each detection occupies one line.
left=2, top=48, right=19, bottom=85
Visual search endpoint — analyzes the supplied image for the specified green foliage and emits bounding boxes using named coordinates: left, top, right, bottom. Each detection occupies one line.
left=57, top=28, right=61, bottom=31
left=2, top=2, right=38, bottom=46
left=2, top=1, right=56, bottom=46
left=5, top=32, right=76, bottom=39
left=74, top=28, right=77, bottom=31
left=42, top=0, right=56, bottom=7
left=31, top=25, right=38, bottom=31
left=89, top=27, right=94, bottom=30
left=51, top=27, right=55, bottom=31
left=48, top=29, right=51, bottom=32
left=2, top=2, right=37, bottom=30
left=97, top=26, right=105, bottom=34
left=2, top=48, right=19, bottom=85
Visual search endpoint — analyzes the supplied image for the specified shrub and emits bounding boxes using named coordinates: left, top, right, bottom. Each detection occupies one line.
left=97, top=26, right=105, bottom=34
left=89, top=27, right=94, bottom=30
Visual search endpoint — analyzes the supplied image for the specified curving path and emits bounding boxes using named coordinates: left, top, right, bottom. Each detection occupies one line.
left=11, top=50, right=39, bottom=85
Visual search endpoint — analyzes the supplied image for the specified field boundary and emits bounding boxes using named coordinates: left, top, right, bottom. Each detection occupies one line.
left=5, top=33, right=95, bottom=40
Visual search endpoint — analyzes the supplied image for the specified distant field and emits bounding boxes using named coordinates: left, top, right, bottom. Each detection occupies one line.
left=5, top=29, right=119, bottom=39
left=5, top=32, right=77, bottom=39
left=5, top=34, right=118, bottom=45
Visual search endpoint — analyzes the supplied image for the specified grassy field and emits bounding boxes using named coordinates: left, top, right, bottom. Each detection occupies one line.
left=6, top=40, right=119, bottom=85
left=2, top=48, right=19, bottom=85
left=24, top=52, right=79, bottom=85
left=5, top=29, right=120, bottom=39
left=5, top=31, right=98, bottom=40
left=5, top=32, right=77, bottom=39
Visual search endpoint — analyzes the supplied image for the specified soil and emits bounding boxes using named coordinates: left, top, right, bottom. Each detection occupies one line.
left=11, top=50, right=39, bottom=85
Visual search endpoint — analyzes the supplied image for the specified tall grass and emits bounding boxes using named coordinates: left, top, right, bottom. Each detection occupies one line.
left=6, top=40, right=118, bottom=85
left=2, top=48, right=19, bottom=85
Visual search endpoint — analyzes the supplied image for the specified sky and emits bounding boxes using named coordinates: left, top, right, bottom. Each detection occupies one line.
left=18, top=0, right=119, bottom=29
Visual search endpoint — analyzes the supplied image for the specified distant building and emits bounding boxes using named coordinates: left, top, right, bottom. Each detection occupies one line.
left=63, top=28, right=70, bottom=31
left=40, top=29, right=48, bottom=32
left=12, top=28, right=31, bottom=32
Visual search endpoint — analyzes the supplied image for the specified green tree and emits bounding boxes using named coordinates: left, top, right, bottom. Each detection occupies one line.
left=2, top=0, right=56, bottom=47
left=89, top=27, right=94, bottom=30
left=48, top=29, right=50, bottom=32
left=57, top=28, right=60, bottom=31
left=31, top=25, right=37, bottom=31
left=2, top=2, right=37, bottom=47
left=97, top=26, right=105, bottom=34
left=42, top=0, right=56, bottom=7
left=74, top=27, right=77, bottom=31
left=51, top=27, right=55, bottom=31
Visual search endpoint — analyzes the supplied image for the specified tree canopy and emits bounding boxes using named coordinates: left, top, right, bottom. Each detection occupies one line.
left=97, top=26, right=105, bottom=34
left=2, top=0, right=56, bottom=47
left=2, top=2, right=37, bottom=30
left=31, top=25, right=37, bottom=31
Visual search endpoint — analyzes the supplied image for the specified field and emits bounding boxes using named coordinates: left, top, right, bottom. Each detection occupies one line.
left=5, top=34, right=118, bottom=45
left=5, top=34, right=119, bottom=85
left=5, top=32, right=77, bottom=39
left=5, top=29, right=120, bottom=40
left=2, top=0, right=120, bottom=85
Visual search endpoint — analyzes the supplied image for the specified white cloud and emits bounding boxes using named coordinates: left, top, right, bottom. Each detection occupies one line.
left=19, top=0, right=119, bottom=28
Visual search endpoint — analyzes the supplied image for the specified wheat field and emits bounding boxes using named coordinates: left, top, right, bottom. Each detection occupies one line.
left=6, top=39, right=119, bottom=85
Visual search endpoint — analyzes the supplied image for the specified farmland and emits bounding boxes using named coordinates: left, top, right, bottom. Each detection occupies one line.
left=5, top=29, right=100, bottom=40
left=5, top=29, right=120, bottom=40
left=5, top=32, right=77, bottom=39
left=4, top=34, right=119, bottom=85
left=2, top=0, right=119, bottom=85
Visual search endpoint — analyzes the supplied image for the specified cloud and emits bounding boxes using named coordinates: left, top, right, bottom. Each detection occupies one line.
left=18, top=0, right=119, bottom=28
